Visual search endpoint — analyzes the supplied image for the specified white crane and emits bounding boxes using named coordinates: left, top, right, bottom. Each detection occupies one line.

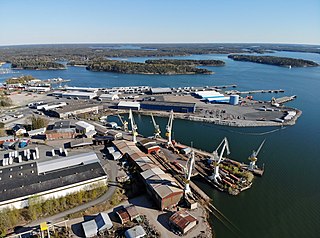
left=248, top=139, right=265, bottom=170
left=151, top=113, right=161, bottom=138
left=165, top=110, right=174, bottom=147
left=209, top=137, right=230, bottom=184
left=118, top=114, right=128, bottom=132
left=184, top=149, right=195, bottom=195
left=128, top=109, right=138, bottom=143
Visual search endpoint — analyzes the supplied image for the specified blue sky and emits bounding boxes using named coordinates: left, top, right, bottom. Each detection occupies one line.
left=1, top=0, right=319, bottom=45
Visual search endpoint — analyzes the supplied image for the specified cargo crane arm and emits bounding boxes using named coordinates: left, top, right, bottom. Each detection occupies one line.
left=128, top=109, right=138, bottom=143
left=165, top=110, right=174, bottom=147
left=184, top=150, right=195, bottom=195
left=209, top=137, right=230, bottom=183
left=118, top=114, right=128, bottom=132
left=151, top=113, right=161, bottom=138
left=248, top=139, right=265, bottom=170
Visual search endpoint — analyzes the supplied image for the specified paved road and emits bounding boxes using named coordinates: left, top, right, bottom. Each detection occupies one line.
left=16, top=159, right=119, bottom=232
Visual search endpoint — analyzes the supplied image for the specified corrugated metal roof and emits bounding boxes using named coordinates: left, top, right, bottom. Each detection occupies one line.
left=95, top=212, right=113, bottom=230
left=75, top=121, right=95, bottom=130
left=150, top=87, right=172, bottom=94
left=169, top=210, right=198, bottom=231
left=82, top=220, right=97, bottom=238
left=118, top=101, right=140, bottom=108
left=37, top=151, right=99, bottom=174
left=124, top=225, right=146, bottom=238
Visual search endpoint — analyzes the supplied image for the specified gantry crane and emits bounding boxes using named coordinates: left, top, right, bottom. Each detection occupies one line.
left=117, top=114, right=128, bottom=132
left=165, top=110, right=174, bottom=147
left=209, top=137, right=230, bottom=184
left=184, top=149, right=195, bottom=195
left=128, top=109, right=138, bottom=143
left=248, top=139, right=265, bottom=170
left=151, top=113, right=161, bottom=138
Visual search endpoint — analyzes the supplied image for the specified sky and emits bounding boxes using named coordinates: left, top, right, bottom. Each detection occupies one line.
left=0, top=0, right=319, bottom=45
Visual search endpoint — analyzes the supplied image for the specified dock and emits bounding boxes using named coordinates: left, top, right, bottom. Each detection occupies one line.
left=226, top=89, right=284, bottom=95
left=274, top=95, right=297, bottom=104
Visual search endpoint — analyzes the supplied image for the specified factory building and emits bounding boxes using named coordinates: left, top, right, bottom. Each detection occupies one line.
left=140, top=101, right=196, bottom=113
left=46, top=103, right=101, bottom=119
left=117, top=101, right=140, bottom=110
left=0, top=152, right=108, bottom=210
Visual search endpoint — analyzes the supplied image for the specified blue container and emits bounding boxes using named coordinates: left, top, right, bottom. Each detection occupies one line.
left=229, top=95, right=240, bottom=105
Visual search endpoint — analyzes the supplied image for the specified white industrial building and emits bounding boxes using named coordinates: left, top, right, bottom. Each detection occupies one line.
left=99, top=93, right=119, bottom=101
left=64, top=86, right=99, bottom=93
left=61, top=91, right=97, bottom=99
left=27, top=86, right=51, bottom=92
left=125, top=225, right=146, bottom=238
left=0, top=152, right=108, bottom=210
left=118, top=101, right=140, bottom=110
left=27, top=127, right=47, bottom=137
left=75, top=121, right=95, bottom=134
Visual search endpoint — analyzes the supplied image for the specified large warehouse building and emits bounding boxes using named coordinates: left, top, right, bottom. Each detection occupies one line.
left=113, top=140, right=183, bottom=210
left=0, top=152, right=108, bottom=210
left=46, top=102, right=101, bottom=118
left=140, top=101, right=196, bottom=113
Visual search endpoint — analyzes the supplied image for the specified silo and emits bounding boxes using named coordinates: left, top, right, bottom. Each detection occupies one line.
left=229, top=95, right=240, bottom=105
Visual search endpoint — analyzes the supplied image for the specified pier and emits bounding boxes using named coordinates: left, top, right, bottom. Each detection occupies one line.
left=226, top=89, right=284, bottom=95
left=274, top=95, right=297, bottom=104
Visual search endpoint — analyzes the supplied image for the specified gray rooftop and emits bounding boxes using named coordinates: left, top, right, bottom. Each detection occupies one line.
left=140, top=100, right=196, bottom=108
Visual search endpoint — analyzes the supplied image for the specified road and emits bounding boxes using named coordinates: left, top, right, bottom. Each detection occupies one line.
left=16, top=159, right=119, bottom=232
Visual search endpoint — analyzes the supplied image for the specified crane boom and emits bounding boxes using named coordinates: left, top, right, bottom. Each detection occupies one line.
left=128, top=109, right=138, bottom=143
left=118, top=114, right=128, bottom=132
left=255, top=139, right=266, bottom=156
left=151, top=113, right=161, bottom=138
left=184, top=150, right=195, bottom=195
left=165, top=110, right=174, bottom=147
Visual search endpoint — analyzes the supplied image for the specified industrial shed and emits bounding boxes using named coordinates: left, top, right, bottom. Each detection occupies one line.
left=141, top=167, right=183, bottom=211
left=118, top=101, right=140, bottom=110
left=82, top=212, right=113, bottom=237
left=61, top=91, right=97, bottom=99
left=140, top=101, right=196, bottom=113
left=46, top=128, right=76, bottom=140
left=46, top=103, right=100, bottom=119
left=138, top=138, right=160, bottom=154
left=125, top=225, right=146, bottom=238
left=75, top=121, right=95, bottom=134
left=150, top=87, right=172, bottom=94
left=169, top=210, right=198, bottom=234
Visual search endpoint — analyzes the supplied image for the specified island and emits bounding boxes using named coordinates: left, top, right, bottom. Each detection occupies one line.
left=145, top=59, right=225, bottom=66
left=228, top=54, right=319, bottom=67
left=11, top=60, right=66, bottom=70
left=86, top=60, right=213, bottom=74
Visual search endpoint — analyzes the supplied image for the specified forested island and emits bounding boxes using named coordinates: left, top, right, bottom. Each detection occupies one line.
left=228, top=54, right=319, bottom=67
left=86, top=60, right=213, bottom=74
left=145, top=59, right=225, bottom=66
left=11, top=60, right=66, bottom=70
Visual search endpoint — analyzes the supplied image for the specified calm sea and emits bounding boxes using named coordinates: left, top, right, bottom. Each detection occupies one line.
left=1, top=51, right=319, bottom=238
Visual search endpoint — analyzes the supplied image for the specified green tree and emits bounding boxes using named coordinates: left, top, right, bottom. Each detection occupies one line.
left=29, top=115, right=48, bottom=130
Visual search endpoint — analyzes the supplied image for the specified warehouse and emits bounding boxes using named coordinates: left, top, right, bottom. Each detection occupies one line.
left=82, top=212, right=113, bottom=237
left=64, top=86, right=99, bottom=93
left=75, top=121, right=95, bottom=134
left=149, top=87, right=172, bottom=95
left=46, top=103, right=101, bottom=118
left=140, top=101, right=196, bottom=113
left=0, top=152, right=108, bottom=210
left=99, top=93, right=119, bottom=101
left=118, top=101, right=140, bottom=110
left=61, top=91, right=97, bottom=99
left=46, top=128, right=76, bottom=140
left=138, top=138, right=161, bottom=154
left=141, top=167, right=183, bottom=211
left=169, top=210, right=198, bottom=234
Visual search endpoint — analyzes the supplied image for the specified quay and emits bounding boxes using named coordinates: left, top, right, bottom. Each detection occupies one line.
left=226, top=89, right=284, bottom=95
left=274, top=95, right=297, bottom=104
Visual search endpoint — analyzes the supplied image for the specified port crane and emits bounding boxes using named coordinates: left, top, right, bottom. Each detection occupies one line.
left=248, top=139, right=265, bottom=170
left=184, top=149, right=195, bottom=195
left=209, top=137, right=230, bottom=184
left=151, top=113, right=161, bottom=138
left=128, top=109, right=138, bottom=143
left=165, top=110, right=174, bottom=147
left=117, top=114, right=128, bottom=132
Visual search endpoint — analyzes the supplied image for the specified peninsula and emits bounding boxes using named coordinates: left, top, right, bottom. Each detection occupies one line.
left=86, top=60, right=213, bottom=74
left=228, top=54, right=319, bottom=67
left=145, top=59, right=225, bottom=66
